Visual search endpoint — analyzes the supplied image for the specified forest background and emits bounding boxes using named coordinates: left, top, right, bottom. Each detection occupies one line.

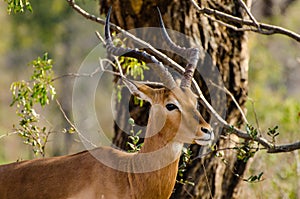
left=0, top=0, right=299, bottom=198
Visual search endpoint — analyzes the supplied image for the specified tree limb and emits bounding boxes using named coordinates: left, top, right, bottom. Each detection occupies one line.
left=237, top=0, right=260, bottom=30
left=56, top=99, right=97, bottom=148
left=209, top=80, right=249, bottom=124
left=190, top=0, right=300, bottom=42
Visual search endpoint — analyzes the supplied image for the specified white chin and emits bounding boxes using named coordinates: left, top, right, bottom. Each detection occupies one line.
left=195, top=139, right=211, bottom=146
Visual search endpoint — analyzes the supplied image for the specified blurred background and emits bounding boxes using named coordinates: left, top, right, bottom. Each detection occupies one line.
left=0, top=0, right=299, bottom=198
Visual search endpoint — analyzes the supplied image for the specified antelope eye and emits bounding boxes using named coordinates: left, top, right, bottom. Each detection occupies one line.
left=165, top=103, right=179, bottom=111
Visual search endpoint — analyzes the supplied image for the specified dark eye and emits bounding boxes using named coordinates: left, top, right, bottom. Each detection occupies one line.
left=166, top=103, right=179, bottom=111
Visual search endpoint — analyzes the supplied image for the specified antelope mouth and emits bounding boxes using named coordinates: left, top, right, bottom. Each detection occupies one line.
left=194, top=132, right=214, bottom=146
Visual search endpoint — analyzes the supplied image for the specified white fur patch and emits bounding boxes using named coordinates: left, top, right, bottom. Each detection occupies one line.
left=172, top=142, right=184, bottom=156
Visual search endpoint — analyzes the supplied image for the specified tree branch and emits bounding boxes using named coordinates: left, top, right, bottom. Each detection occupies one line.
left=56, top=99, right=97, bottom=148
left=237, top=0, right=260, bottom=30
left=0, top=131, right=18, bottom=140
left=190, top=0, right=300, bottom=42
left=268, top=141, right=300, bottom=153
left=209, top=80, right=249, bottom=124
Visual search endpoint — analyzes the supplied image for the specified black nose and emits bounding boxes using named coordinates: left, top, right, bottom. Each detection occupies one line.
left=201, top=127, right=212, bottom=135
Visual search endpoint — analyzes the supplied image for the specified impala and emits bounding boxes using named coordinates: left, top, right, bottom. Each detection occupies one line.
left=0, top=8, right=214, bottom=199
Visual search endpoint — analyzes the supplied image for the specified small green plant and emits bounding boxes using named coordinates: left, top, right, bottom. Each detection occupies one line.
left=267, top=125, right=279, bottom=144
left=246, top=124, right=258, bottom=139
left=244, top=172, right=264, bottom=183
left=235, top=142, right=258, bottom=163
left=10, top=53, right=56, bottom=157
left=177, top=147, right=195, bottom=186
left=4, top=0, right=32, bottom=14
left=213, top=143, right=264, bottom=183
left=127, top=118, right=144, bottom=152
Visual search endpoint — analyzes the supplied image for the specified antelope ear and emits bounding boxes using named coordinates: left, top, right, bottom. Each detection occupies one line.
left=122, top=79, right=155, bottom=104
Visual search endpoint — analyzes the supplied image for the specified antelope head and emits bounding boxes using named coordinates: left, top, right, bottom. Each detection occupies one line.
left=105, top=8, right=214, bottom=147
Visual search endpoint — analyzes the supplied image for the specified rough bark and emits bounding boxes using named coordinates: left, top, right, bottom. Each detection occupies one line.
left=99, top=0, right=249, bottom=198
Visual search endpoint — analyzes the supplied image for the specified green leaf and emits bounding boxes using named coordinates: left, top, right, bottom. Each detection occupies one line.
left=5, top=0, right=33, bottom=14
left=127, top=142, right=135, bottom=150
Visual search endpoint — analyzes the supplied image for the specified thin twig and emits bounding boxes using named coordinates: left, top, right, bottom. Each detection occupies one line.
left=248, top=98, right=261, bottom=134
left=181, top=186, right=194, bottom=199
left=113, top=56, right=125, bottom=77
left=193, top=146, right=267, bottom=160
left=206, top=15, right=253, bottom=32
left=237, top=0, right=260, bottom=30
left=98, top=58, right=125, bottom=78
left=201, top=161, right=214, bottom=199
left=196, top=82, right=300, bottom=154
left=0, top=131, right=19, bottom=140
left=51, top=68, right=101, bottom=81
left=56, top=99, right=97, bottom=148
left=209, top=80, right=249, bottom=124
left=52, top=58, right=117, bottom=82
left=95, top=31, right=106, bottom=45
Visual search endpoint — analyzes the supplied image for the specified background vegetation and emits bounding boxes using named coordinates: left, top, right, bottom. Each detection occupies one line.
left=0, top=0, right=299, bottom=198
left=242, top=1, right=300, bottom=197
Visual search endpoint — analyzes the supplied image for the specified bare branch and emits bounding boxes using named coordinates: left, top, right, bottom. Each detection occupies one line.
left=209, top=80, right=249, bottom=124
left=248, top=98, right=262, bottom=134
left=190, top=0, right=300, bottom=42
left=206, top=15, right=253, bottom=32
left=268, top=142, right=300, bottom=153
left=51, top=68, right=101, bottom=81
left=95, top=31, right=106, bottom=45
left=52, top=57, right=120, bottom=81
left=0, top=131, right=18, bottom=140
left=56, top=99, right=97, bottom=148
left=237, top=0, right=260, bottom=30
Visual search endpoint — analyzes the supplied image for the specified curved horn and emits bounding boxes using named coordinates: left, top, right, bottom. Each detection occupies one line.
left=157, top=8, right=200, bottom=88
left=105, top=8, right=177, bottom=90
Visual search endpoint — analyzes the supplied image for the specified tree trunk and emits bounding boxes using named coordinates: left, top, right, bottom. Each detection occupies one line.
left=99, top=0, right=249, bottom=198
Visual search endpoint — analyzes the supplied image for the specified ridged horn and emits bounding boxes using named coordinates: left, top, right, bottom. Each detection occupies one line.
left=157, top=8, right=200, bottom=88
left=105, top=8, right=177, bottom=90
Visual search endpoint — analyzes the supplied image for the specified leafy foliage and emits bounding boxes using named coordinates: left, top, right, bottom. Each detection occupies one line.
left=267, top=125, right=279, bottom=144
left=4, top=0, right=32, bottom=14
left=246, top=124, right=258, bottom=139
left=127, top=118, right=143, bottom=153
left=10, top=53, right=56, bottom=157
left=177, top=147, right=195, bottom=186
left=235, top=142, right=258, bottom=163
left=115, top=56, right=149, bottom=105
left=118, top=56, right=149, bottom=80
